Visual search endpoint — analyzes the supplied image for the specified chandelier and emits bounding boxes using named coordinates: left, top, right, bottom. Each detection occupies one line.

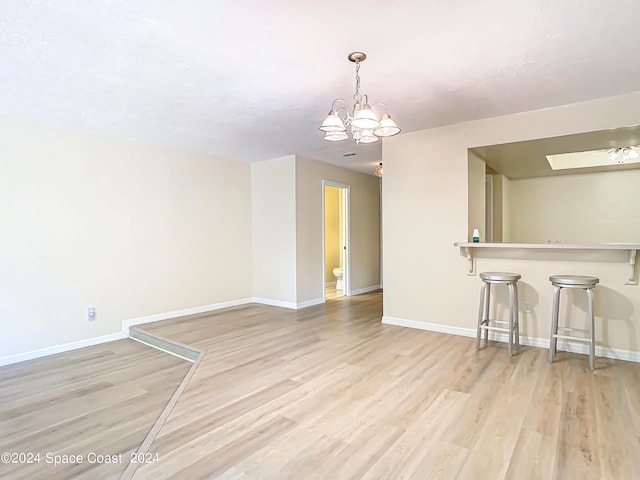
left=607, top=146, right=639, bottom=163
left=319, top=52, right=400, bottom=144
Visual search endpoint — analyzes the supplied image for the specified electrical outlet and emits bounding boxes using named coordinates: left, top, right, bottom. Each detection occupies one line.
left=523, top=302, right=532, bottom=313
left=88, top=307, right=96, bottom=321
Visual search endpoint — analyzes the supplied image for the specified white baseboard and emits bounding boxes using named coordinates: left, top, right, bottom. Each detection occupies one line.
left=382, top=316, right=474, bottom=338
left=122, top=298, right=254, bottom=334
left=1, top=298, right=255, bottom=367
left=350, top=285, right=381, bottom=296
left=2, top=295, right=332, bottom=367
left=296, top=298, right=325, bottom=309
left=381, top=316, right=640, bottom=364
left=251, top=297, right=325, bottom=310
left=251, top=297, right=298, bottom=309
left=0, top=332, right=127, bottom=367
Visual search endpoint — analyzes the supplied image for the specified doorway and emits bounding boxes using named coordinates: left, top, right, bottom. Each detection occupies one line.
left=322, top=181, right=349, bottom=300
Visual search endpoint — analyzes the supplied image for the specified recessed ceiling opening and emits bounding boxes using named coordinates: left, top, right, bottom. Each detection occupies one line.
left=546, top=146, right=640, bottom=170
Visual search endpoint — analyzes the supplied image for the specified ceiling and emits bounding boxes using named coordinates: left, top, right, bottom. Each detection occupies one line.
left=472, top=124, right=640, bottom=179
left=2, top=1, right=640, bottom=175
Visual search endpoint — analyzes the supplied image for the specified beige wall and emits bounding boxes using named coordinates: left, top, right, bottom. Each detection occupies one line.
left=0, top=115, right=252, bottom=358
left=491, top=173, right=505, bottom=242
left=383, top=92, right=640, bottom=356
left=507, top=169, right=640, bottom=243
left=251, top=156, right=297, bottom=303
left=324, top=186, right=341, bottom=284
left=502, top=174, right=513, bottom=243
left=250, top=155, right=380, bottom=306
left=467, top=151, right=486, bottom=242
left=296, top=156, right=381, bottom=303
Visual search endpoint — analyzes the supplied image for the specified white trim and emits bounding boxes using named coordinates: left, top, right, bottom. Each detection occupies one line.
left=251, top=297, right=298, bottom=309
left=122, top=298, right=253, bottom=334
left=382, top=316, right=475, bottom=338
left=251, top=297, right=325, bottom=310
left=1, top=298, right=254, bottom=366
left=381, top=315, right=640, bottom=363
left=322, top=182, right=326, bottom=301
left=350, top=285, right=381, bottom=296
left=296, top=298, right=325, bottom=309
left=0, top=331, right=127, bottom=367
left=1, top=295, right=335, bottom=367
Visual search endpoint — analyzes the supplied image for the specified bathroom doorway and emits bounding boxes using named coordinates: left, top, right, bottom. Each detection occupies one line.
left=322, top=181, right=349, bottom=300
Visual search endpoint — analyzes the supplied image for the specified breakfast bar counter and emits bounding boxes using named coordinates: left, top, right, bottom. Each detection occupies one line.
left=454, top=242, right=640, bottom=285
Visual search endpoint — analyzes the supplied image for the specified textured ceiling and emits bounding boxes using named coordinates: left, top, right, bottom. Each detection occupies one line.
left=2, top=1, right=640, bottom=174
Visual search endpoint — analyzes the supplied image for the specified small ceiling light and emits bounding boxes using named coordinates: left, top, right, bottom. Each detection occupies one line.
left=547, top=145, right=640, bottom=170
left=319, top=52, right=401, bottom=144
left=373, top=162, right=383, bottom=177
left=607, top=146, right=640, bottom=163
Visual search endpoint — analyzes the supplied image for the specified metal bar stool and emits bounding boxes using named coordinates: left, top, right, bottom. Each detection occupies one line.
left=476, top=272, right=521, bottom=357
left=548, top=274, right=599, bottom=370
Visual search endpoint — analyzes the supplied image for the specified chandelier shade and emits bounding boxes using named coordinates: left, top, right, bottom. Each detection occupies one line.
left=324, top=131, right=349, bottom=142
left=351, top=104, right=380, bottom=130
left=373, top=113, right=401, bottom=137
left=319, top=110, right=347, bottom=132
left=358, top=129, right=379, bottom=143
left=319, top=52, right=400, bottom=144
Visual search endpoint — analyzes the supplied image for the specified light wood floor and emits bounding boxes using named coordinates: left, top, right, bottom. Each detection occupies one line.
left=2, top=291, right=640, bottom=479
left=325, top=284, right=344, bottom=300
left=130, top=291, right=640, bottom=479
left=0, top=339, right=191, bottom=480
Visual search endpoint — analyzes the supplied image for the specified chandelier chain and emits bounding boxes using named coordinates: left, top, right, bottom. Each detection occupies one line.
left=353, top=61, right=362, bottom=103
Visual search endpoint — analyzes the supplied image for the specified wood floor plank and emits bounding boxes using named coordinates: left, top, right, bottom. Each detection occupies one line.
left=553, top=365, right=601, bottom=479
left=360, top=388, right=470, bottom=479
left=593, top=374, right=640, bottom=479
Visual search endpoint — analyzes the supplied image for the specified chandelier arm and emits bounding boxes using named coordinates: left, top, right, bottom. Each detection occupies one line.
left=331, top=99, right=349, bottom=111
left=331, top=99, right=352, bottom=123
left=371, top=102, right=390, bottom=114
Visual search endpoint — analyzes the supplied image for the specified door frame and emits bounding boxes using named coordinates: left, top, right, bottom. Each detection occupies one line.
left=322, top=180, right=351, bottom=299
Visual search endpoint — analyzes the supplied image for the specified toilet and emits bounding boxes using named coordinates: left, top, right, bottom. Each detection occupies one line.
left=332, top=267, right=343, bottom=290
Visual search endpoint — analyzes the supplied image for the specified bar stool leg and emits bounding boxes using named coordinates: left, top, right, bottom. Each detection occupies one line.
left=507, top=283, right=514, bottom=357
left=513, top=283, right=520, bottom=350
left=476, top=282, right=487, bottom=351
left=484, top=283, right=491, bottom=346
left=549, top=285, right=561, bottom=363
left=587, top=288, right=595, bottom=371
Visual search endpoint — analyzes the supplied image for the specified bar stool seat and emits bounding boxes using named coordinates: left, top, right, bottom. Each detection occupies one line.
left=476, top=272, right=521, bottom=357
left=549, top=274, right=599, bottom=370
